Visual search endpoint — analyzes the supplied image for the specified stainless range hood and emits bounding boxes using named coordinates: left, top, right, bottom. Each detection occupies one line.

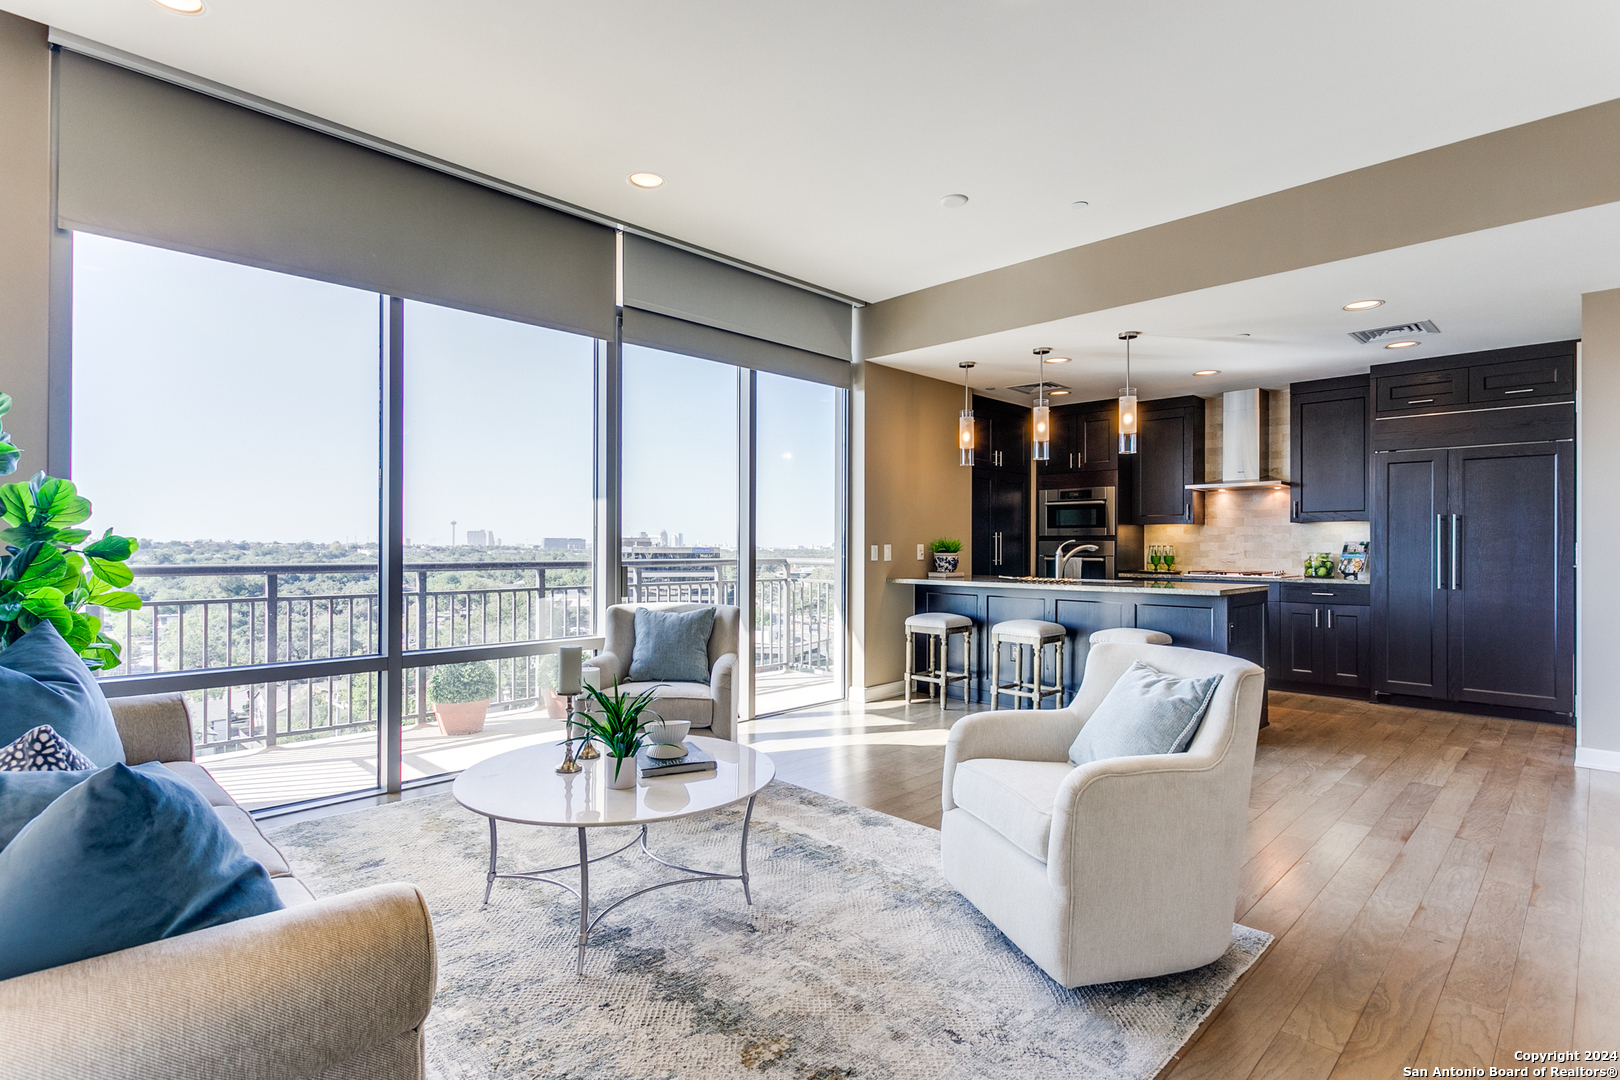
left=1185, top=388, right=1293, bottom=491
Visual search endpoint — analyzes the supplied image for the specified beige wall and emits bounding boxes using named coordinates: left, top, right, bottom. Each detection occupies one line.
left=850, top=360, right=972, bottom=695
left=0, top=13, right=52, bottom=475
left=1579, top=290, right=1620, bottom=762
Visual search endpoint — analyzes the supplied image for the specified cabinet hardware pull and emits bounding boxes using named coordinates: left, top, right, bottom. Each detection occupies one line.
left=1450, top=514, right=1460, bottom=590
left=1436, top=515, right=1445, bottom=590
left=1407, top=398, right=1435, bottom=405
left=1293, top=500, right=1300, bottom=519
left=1315, top=608, right=1320, bottom=628
left=1327, top=609, right=1334, bottom=628
left=1503, top=388, right=1535, bottom=395
left=1311, top=591, right=1334, bottom=596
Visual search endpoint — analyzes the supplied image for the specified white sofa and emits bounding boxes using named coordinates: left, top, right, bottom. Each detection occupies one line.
left=583, top=602, right=740, bottom=740
left=0, top=694, right=437, bottom=1080
left=940, top=642, right=1265, bottom=988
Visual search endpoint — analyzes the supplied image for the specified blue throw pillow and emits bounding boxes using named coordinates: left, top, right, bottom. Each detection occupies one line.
left=627, top=606, right=717, bottom=684
left=0, top=762, right=284, bottom=979
left=0, top=768, right=97, bottom=851
left=0, top=622, right=124, bottom=767
left=1068, top=661, right=1222, bottom=766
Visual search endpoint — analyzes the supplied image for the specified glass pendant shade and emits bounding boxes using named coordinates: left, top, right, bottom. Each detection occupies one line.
left=1032, top=404, right=1051, bottom=461
left=959, top=410, right=975, bottom=466
left=1118, top=391, right=1138, bottom=455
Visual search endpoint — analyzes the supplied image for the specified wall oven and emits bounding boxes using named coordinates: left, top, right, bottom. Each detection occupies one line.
left=1038, top=486, right=1116, bottom=538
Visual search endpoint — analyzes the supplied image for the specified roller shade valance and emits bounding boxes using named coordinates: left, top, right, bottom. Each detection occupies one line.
left=55, top=50, right=615, bottom=341
left=622, top=234, right=853, bottom=362
left=622, top=308, right=852, bottom=388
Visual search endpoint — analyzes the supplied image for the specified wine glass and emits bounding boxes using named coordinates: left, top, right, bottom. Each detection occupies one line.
left=1163, top=546, right=1176, bottom=571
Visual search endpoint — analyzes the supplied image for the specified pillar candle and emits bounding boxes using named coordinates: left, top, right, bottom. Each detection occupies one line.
left=557, top=646, right=582, bottom=696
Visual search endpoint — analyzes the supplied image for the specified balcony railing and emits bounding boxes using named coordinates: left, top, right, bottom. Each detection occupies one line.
left=99, top=557, right=836, bottom=756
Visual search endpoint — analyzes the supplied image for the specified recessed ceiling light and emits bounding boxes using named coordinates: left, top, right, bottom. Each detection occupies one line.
left=151, top=0, right=204, bottom=11
left=627, top=172, right=665, bottom=189
left=1384, top=340, right=1420, bottom=349
left=1343, top=299, right=1384, bottom=311
left=1071, top=200, right=1090, bottom=209
left=1043, top=354, right=1071, bottom=364
left=941, top=194, right=969, bottom=209
left=1193, top=369, right=1220, bottom=376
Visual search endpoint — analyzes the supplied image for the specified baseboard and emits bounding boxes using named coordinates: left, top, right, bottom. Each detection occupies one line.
left=1575, top=746, right=1620, bottom=773
left=852, top=680, right=906, bottom=705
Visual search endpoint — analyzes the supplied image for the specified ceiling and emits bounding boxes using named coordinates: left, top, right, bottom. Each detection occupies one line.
left=884, top=201, right=1620, bottom=404
left=5, top=0, right=1620, bottom=307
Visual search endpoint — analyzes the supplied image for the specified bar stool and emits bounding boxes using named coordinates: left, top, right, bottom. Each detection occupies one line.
left=904, top=612, right=974, bottom=708
left=1088, top=628, right=1172, bottom=646
left=989, top=619, right=1066, bottom=709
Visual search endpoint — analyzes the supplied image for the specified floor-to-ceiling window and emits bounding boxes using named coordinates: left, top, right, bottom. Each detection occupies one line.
left=71, top=233, right=385, bottom=809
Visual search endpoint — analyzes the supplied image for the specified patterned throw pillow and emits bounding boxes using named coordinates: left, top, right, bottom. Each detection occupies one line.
left=0, top=725, right=96, bottom=772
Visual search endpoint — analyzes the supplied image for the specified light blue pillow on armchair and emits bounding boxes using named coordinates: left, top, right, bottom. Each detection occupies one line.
left=1068, top=661, right=1222, bottom=766
left=627, top=606, right=717, bottom=684
left=0, top=622, right=125, bottom=767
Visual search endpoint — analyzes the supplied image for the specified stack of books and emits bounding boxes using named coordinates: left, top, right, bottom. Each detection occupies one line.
left=635, top=741, right=716, bottom=779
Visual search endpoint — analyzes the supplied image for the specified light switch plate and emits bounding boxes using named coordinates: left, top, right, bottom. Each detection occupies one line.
left=917, top=544, right=925, bottom=559
left=870, top=545, right=878, bottom=562
left=883, top=544, right=892, bottom=561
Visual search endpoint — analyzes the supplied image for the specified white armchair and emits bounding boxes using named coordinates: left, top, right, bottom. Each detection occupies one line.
left=582, top=603, right=740, bottom=740
left=940, top=642, right=1265, bottom=988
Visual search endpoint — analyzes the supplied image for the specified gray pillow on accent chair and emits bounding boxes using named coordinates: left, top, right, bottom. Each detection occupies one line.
left=1068, top=660, right=1222, bottom=766
left=627, top=606, right=717, bottom=684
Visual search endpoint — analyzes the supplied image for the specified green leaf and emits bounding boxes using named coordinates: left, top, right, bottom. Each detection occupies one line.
left=0, top=442, right=19, bottom=478
left=0, top=393, right=11, bottom=419
left=30, top=477, right=92, bottom=529
left=80, top=633, right=122, bottom=672
left=18, top=545, right=73, bottom=590
left=19, top=589, right=73, bottom=636
left=0, top=482, right=33, bottom=527
left=89, top=556, right=134, bottom=587
left=83, top=532, right=138, bottom=561
left=53, top=528, right=90, bottom=546
left=0, top=523, right=55, bottom=547
left=89, top=587, right=141, bottom=612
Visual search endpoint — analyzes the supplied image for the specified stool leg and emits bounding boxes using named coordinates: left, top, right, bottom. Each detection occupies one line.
left=1034, top=643, right=1044, bottom=710
left=990, top=637, right=1000, bottom=709
left=904, top=630, right=915, bottom=704
left=1057, top=638, right=1066, bottom=706
left=930, top=633, right=939, bottom=700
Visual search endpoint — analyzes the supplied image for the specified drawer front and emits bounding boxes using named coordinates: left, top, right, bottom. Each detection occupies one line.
left=1281, top=583, right=1370, bottom=605
left=1467, top=354, right=1573, bottom=403
left=1374, top=368, right=1467, bottom=414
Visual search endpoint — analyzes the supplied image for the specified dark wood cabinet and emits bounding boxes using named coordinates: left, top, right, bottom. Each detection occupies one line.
left=1125, top=396, right=1204, bottom=525
left=1374, top=367, right=1467, bottom=414
left=1373, top=341, right=1576, bottom=418
left=1273, top=597, right=1371, bottom=689
left=1371, top=440, right=1573, bottom=714
left=1041, top=400, right=1117, bottom=476
left=971, top=472, right=1028, bottom=576
left=1290, top=375, right=1369, bottom=522
left=972, top=395, right=1028, bottom=473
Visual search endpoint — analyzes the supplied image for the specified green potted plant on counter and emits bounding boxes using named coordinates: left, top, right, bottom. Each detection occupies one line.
left=428, top=661, right=498, bottom=735
left=929, top=537, right=963, bottom=575
left=572, top=680, right=663, bottom=789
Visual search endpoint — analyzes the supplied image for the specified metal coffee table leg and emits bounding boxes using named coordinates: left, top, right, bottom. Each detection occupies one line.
left=576, top=828, right=589, bottom=976
left=740, top=794, right=756, bottom=905
left=483, top=817, right=499, bottom=905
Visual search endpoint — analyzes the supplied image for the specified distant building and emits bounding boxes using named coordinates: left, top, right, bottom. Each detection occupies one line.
left=543, top=537, right=589, bottom=550
left=466, top=529, right=499, bottom=547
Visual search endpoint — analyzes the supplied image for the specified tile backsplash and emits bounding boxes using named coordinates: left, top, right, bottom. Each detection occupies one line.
left=1140, top=389, right=1371, bottom=576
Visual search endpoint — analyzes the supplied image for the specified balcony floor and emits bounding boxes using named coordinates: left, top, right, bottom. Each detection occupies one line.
left=210, top=669, right=841, bottom=811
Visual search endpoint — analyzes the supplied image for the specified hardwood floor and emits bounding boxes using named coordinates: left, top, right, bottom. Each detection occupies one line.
left=740, top=688, right=1620, bottom=1078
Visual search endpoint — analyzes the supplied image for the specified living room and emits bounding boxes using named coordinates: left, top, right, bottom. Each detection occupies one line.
left=0, top=3, right=1617, bottom=1078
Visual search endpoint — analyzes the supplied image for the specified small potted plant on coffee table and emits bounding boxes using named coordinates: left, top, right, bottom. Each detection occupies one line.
left=428, top=661, right=498, bottom=736
left=571, top=680, right=663, bottom=789
left=929, top=537, right=963, bottom=575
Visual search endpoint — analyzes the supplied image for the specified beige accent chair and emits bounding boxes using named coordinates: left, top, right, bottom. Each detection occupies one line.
left=0, top=694, right=437, bottom=1080
left=941, top=642, right=1265, bottom=989
left=584, top=602, right=740, bottom=740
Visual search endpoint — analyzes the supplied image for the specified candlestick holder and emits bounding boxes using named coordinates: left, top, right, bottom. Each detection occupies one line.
left=555, top=694, right=583, bottom=773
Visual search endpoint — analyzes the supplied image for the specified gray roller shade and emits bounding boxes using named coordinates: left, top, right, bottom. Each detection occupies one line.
left=623, top=234, right=853, bottom=362
left=55, top=51, right=614, bottom=341
left=622, top=308, right=852, bottom=388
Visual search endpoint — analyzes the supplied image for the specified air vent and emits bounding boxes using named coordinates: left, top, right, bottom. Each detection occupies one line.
left=1005, top=382, right=1071, bottom=394
left=1349, top=320, right=1440, bottom=345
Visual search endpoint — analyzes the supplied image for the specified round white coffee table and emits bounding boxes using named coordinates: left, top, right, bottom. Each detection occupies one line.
left=452, top=736, right=775, bottom=975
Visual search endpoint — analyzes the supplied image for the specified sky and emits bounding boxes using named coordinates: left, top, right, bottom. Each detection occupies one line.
left=69, top=233, right=836, bottom=551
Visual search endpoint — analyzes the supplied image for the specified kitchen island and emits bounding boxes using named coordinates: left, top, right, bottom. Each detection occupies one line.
left=893, top=575, right=1269, bottom=705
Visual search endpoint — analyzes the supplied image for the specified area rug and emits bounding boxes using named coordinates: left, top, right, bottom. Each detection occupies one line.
left=268, top=783, right=1269, bottom=1080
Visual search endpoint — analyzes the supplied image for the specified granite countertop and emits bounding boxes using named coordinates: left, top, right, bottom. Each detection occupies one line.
left=891, top=576, right=1271, bottom=596
left=1117, top=572, right=1371, bottom=587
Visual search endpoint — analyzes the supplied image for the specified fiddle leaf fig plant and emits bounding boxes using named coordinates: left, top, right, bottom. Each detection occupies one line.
left=0, top=393, right=141, bottom=671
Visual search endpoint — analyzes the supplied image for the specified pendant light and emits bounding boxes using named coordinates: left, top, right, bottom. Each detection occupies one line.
left=1118, top=332, right=1140, bottom=455
left=958, top=362, right=976, bottom=466
left=1031, top=348, right=1052, bottom=462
